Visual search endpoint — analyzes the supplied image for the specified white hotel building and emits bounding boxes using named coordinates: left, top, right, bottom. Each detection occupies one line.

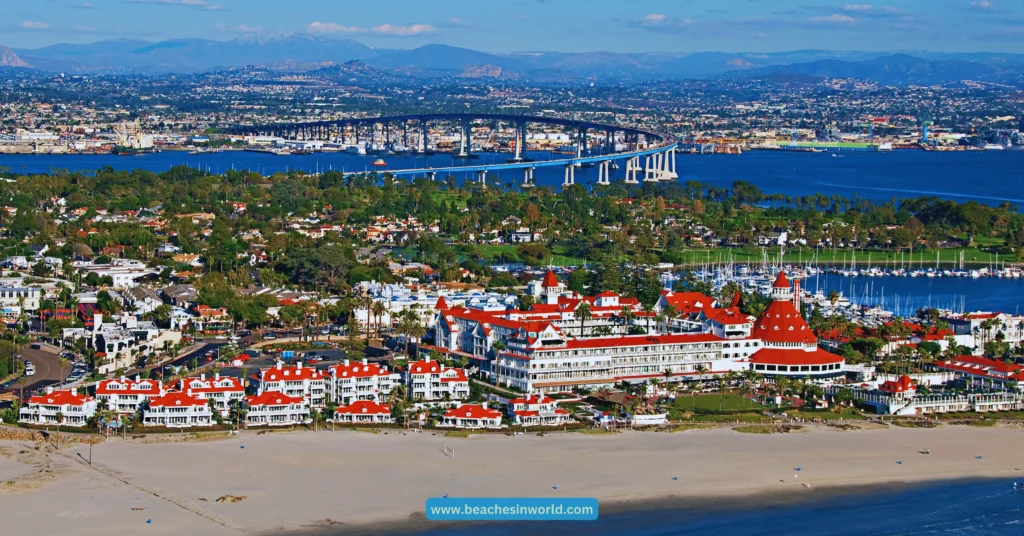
left=20, top=388, right=97, bottom=426
left=95, top=376, right=164, bottom=413
left=142, top=391, right=215, bottom=428
left=325, top=359, right=400, bottom=405
left=255, top=362, right=326, bottom=408
left=432, top=271, right=845, bottom=395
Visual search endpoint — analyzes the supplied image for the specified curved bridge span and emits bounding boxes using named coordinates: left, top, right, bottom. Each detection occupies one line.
left=230, top=113, right=679, bottom=187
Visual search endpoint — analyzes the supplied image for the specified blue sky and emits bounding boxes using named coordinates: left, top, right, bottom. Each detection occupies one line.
left=3, top=0, right=1023, bottom=53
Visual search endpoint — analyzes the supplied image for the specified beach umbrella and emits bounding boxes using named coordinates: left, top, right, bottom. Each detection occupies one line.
left=673, top=476, right=679, bottom=481
left=553, top=485, right=559, bottom=490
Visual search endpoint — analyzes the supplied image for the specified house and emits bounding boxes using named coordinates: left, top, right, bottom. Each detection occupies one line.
left=19, top=387, right=97, bottom=426
left=244, top=391, right=310, bottom=427
left=161, top=284, right=198, bottom=308
left=174, top=373, right=245, bottom=417
left=193, top=305, right=231, bottom=333
left=172, top=253, right=204, bottom=267
left=402, top=357, right=470, bottom=401
left=324, top=358, right=400, bottom=405
left=255, top=362, right=326, bottom=408
left=95, top=376, right=164, bottom=413
left=332, top=400, right=393, bottom=424
left=507, top=394, right=574, bottom=426
left=142, top=391, right=215, bottom=428
left=439, top=403, right=503, bottom=429
left=124, top=286, right=164, bottom=315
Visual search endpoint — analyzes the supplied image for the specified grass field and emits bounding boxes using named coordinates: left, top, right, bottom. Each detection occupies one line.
left=672, top=393, right=761, bottom=412
left=472, top=243, right=586, bottom=266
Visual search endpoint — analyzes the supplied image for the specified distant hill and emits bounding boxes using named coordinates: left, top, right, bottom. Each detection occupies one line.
left=4, top=36, right=1024, bottom=85
left=0, top=46, right=31, bottom=68
left=725, top=54, right=1024, bottom=86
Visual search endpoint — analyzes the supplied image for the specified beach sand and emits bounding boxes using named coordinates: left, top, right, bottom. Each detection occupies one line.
left=1, top=424, right=1021, bottom=535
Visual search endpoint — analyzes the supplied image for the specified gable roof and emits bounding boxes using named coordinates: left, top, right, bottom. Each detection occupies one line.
left=444, top=404, right=501, bottom=420
left=245, top=391, right=304, bottom=406
left=335, top=400, right=391, bottom=415
left=28, top=390, right=94, bottom=406
left=148, top=391, right=208, bottom=407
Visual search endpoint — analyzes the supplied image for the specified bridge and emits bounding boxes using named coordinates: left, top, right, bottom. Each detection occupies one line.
left=228, top=113, right=679, bottom=187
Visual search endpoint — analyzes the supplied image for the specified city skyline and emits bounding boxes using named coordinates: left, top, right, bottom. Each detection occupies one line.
left=3, top=0, right=1024, bottom=54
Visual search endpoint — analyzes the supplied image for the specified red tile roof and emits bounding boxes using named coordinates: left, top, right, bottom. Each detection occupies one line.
left=444, top=404, right=501, bottom=420
left=329, top=361, right=393, bottom=379
left=245, top=391, right=304, bottom=406
left=335, top=400, right=391, bottom=415
left=752, top=299, right=817, bottom=344
left=175, top=376, right=244, bottom=393
left=748, top=348, right=844, bottom=366
left=28, top=390, right=93, bottom=406
left=260, top=365, right=323, bottom=382
left=434, top=296, right=448, bottom=310
left=772, top=272, right=790, bottom=289
left=96, top=378, right=162, bottom=396
left=148, top=392, right=208, bottom=407
left=659, top=290, right=715, bottom=314
left=542, top=270, right=559, bottom=288
left=535, top=332, right=721, bottom=352
left=879, top=375, right=916, bottom=394
left=931, top=355, right=1024, bottom=381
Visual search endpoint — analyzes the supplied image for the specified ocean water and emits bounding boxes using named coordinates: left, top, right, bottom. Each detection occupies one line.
left=803, top=274, right=1024, bottom=315
left=1, top=149, right=1022, bottom=206
left=411, top=479, right=1024, bottom=536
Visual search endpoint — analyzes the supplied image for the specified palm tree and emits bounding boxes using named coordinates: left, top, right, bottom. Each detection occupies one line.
left=662, top=368, right=673, bottom=396
left=642, top=304, right=655, bottom=334
left=371, top=301, right=387, bottom=339
left=619, top=305, right=635, bottom=333
left=693, top=364, right=709, bottom=411
left=576, top=301, right=592, bottom=337
left=360, top=295, right=374, bottom=344
left=55, top=411, right=65, bottom=438
left=57, top=357, right=71, bottom=388
left=663, top=304, right=678, bottom=333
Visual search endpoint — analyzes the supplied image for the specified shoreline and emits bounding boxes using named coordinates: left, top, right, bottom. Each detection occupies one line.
left=3, top=424, right=1022, bottom=535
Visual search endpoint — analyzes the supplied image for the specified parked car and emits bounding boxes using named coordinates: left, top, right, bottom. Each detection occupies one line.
left=24, top=362, right=35, bottom=376
left=30, top=343, right=41, bottom=350
left=262, top=333, right=277, bottom=340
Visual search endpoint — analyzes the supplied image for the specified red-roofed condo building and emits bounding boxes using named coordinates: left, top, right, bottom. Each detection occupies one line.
left=95, top=376, right=164, bottom=413
left=244, top=392, right=310, bottom=427
left=174, top=374, right=245, bottom=417
left=20, top=387, right=98, bottom=426
left=507, top=395, right=574, bottom=426
left=402, top=356, right=470, bottom=401
left=440, top=403, right=503, bottom=429
left=254, top=362, right=326, bottom=408
left=332, top=400, right=393, bottom=424
left=142, top=391, right=215, bottom=428
left=325, top=358, right=400, bottom=405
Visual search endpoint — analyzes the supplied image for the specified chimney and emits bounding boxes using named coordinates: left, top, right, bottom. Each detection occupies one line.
left=296, top=361, right=303, bottom=369
left=71, top=388, right=78, bottom=397
left=215, top=373, right=220, bottom=380
left=276, top=362, right=283, bottom=370
left=46, top=386, right=54, bottom=394
left=482, top=402, right=488, bottom=409
left=134, top=374, right=140, bottom=382
left=120, top=375, right=126, bottom=382
left=187, top=389, right=192, bottom=396
left=425, top=355, right=431, bottom=362
left=344, top=359, right=350, bottom=366
left=362, top=358, right=368, bottom=366
left=200, top=373, right=206, bottom=381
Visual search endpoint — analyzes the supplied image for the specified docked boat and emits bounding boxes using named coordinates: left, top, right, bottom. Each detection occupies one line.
left=371, top=159, right=387, bottom=167
left=983, top=144, right=1004, bottom=150
left=345, top=144, right=367, bottom=156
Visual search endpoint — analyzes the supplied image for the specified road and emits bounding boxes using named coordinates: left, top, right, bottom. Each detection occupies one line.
left=0, top=343, right=71, bottom=399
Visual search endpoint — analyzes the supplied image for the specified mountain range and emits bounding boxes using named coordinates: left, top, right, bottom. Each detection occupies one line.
left=4, top=34, right=1024, bottom=86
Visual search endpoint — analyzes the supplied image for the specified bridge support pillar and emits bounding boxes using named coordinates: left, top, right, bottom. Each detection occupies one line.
left=477, top=170, right=486, bottom=188
left=427, top=171, right=436, bottom=181
left=523, top=167, right=534, bottom=187
left=597, top=160, right=611, bottom=185
left=669, top=148, right=677, bottom=178
left=563, top=164, right=575, bottom=187
left=420, top=119, right=428, bottom=153
left=513, top=121, right=524, bottom=161
left=459, top=119, right=471, bottom=157
left=625, top=156, right=639, bottom=184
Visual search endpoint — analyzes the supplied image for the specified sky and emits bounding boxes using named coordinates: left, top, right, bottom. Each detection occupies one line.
left=2, top=0, right=1023, bottom=53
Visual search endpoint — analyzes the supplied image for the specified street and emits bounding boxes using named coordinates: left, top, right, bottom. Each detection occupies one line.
left=0, top=343, right=70, bottom=399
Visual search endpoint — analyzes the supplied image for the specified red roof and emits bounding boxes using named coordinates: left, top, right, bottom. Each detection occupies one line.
left=729, top=291, right=742, bottom=308
left=28, top=390, right=93, bottom=406
left=245, top=391, right=304, bottom=407
left=175, top=376, right=243, bottom=393
left=542, top=270, right=559, bottom=288
left=748, top=347, right=844, bottom=366
left=879, top=375, right=916, bottom=394
left=96, top=378, right=163, bottom=396
left=444, top=404, right=501, bottom=420
left=434, top=296, right=449, bottom=310
left=329, top=361, right=393, bottom=379
left=509, top=395, right=556, bottom=405
left=931, top=355, right=1024, bottom=381
left=260, top=364, right=323, bottom=382
left=148, top=391, right=207, bottom=407
left=772, top=272, right=790, bottom=289
left=702, top=307, right=753, bottom=326
left=659, top=290, right=715, bottom=314
left=335, top=400, right=391, bottom=415
left=752, top=299, right=816, bottom=344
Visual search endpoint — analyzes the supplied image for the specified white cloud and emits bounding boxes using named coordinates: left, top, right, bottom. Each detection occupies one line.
left=372, top=23, right=436, bottom=36
left=21, top=21, right=51, bottom=30
left=642, top=13, right=667, bottom=24
left=842, top=4, right=873, bottom=12
left=812, top=14, right=856, bottom=23
left=307, top=21, right=367, bottom=34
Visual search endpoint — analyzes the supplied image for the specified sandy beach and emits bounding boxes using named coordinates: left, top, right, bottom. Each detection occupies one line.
left=1, top=424, right=1021, bottom=535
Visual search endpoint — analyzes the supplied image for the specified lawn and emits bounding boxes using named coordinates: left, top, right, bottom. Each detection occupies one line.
left=672, top=247, right=1000, bottom=267
left=672, top=393, right=761, bottom=412
left=471, top=243, right=586, bottom=267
